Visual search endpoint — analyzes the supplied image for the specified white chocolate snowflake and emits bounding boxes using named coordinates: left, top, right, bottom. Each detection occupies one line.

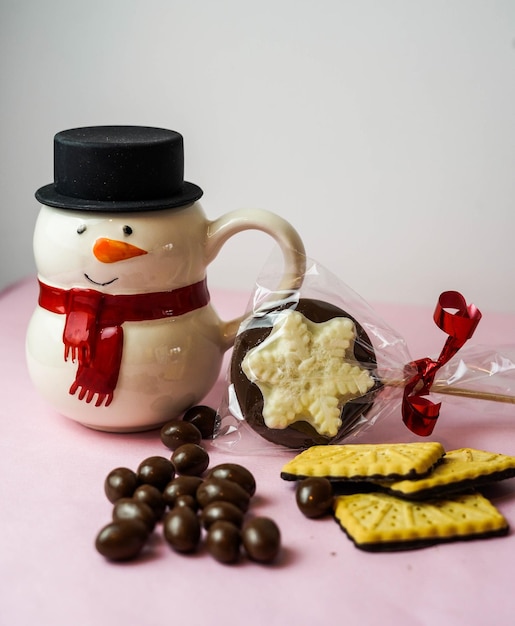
left=241, top=310, right=374, bottom=437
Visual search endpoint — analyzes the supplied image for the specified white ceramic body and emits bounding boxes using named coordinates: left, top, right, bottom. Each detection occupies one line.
left=26, top=201, right=305, bottom=431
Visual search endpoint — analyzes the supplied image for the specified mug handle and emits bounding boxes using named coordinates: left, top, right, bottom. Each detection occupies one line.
left=205, top=208, right=306, bottom=349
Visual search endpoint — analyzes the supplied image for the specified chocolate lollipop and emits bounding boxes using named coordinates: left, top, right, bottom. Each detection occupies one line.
left=230, top=298, right=382, bottom=449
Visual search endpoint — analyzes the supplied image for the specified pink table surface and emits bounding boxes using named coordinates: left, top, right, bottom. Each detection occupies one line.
left=1, top=278, right=515, bottom=626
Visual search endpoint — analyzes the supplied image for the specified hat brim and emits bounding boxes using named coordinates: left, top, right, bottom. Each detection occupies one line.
left=35, top=181, right=203, bottom=212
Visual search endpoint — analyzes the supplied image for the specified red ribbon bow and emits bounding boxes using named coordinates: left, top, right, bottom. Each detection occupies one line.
left=402, top=291, right=482, bottom=436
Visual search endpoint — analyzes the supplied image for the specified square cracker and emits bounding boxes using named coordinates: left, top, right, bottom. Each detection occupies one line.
left=280, top=442, right=445, bottom=482
left=374, top=447, right=515, bottom=500
left=333, top=491, right=509, bottom=551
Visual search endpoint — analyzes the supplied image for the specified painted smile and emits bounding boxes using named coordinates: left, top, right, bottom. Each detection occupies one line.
left=84, top=273, right=119, bottom=287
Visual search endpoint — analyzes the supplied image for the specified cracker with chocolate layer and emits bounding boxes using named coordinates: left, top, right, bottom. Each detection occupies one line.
left=280, top=442, right=445, bottom=482
left=333, top=491, right=509, bottom=551
left=374, top=447, right=515, bottom=500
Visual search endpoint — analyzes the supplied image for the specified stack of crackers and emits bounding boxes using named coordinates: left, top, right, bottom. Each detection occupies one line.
left=281, top=442, right=515, bottom=551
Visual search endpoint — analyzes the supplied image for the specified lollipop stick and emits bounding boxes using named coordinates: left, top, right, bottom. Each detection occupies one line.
left=430, top=382, right=515, bottom=404
left=385, top=379, right=515, bottom=404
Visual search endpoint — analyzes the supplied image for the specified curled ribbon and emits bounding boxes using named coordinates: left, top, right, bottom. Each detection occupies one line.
left=402, top=291, right=482, bottom=436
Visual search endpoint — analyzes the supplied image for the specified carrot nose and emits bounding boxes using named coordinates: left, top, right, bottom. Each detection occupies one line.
left=93, top=238, right=148, bottom=263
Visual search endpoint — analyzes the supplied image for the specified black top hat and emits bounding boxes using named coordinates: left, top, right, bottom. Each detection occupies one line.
left=35, top=126, right=203, bottom=212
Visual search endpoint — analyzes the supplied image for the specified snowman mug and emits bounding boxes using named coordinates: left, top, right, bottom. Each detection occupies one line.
left=26, top=126, right=306, bottom=432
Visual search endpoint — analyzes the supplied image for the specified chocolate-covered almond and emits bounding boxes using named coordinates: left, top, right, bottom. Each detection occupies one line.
left=295, top=477, right=334, bottom=518
left=171, top=443, right=209, bottom=476
left=160, top=420, right=202, bottom=451
left=174, top=494, right=199, bottom=511
left=137, top=456, right=175, bottom=490
left=200, top=501, right=245, bottom=530
left=163, top=507, right=201, bottom=553
left=241, top=517, right=281, bottom=563
left=196, top=478, right=250, bottom=512
left=206, top=463, right=256, bottom=496
left=95, top=520, right=149, bottom=561
left=183, top=405, right=218, bottom=439
left=112, top=498, right=156, bottom=532
left=206, top=521, right=241, bottom=564
left=104, top=467, right=139, bottom=503
left=133, top=484, right=166, bottom=521
left=163, top=476, right=204, bottom=507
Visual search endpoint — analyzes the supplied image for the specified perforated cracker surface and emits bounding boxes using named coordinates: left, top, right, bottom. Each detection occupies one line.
left=333, top=491, right=508, bottom=551
left=375, top=447, right=515, bottom=500
left=280, top=442, right=445, bottom=481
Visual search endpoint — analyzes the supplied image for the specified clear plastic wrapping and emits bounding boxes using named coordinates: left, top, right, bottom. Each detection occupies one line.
left=213, top=253, right=515, bottom=454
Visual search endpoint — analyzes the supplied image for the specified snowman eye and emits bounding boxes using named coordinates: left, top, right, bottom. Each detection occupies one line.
left=77, top=224, right=87, bottom=234
left=123, top=225, right=133, bottom=236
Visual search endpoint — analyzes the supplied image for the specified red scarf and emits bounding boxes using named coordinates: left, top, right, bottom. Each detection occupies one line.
left=38, top=279, right=210, bottom=407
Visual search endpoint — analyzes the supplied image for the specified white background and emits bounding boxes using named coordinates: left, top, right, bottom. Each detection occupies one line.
left=1, top=0, right=514, bottom=313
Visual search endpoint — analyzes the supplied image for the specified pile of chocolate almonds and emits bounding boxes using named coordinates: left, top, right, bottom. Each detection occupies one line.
left=95, top=406, right=281, bottom=565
